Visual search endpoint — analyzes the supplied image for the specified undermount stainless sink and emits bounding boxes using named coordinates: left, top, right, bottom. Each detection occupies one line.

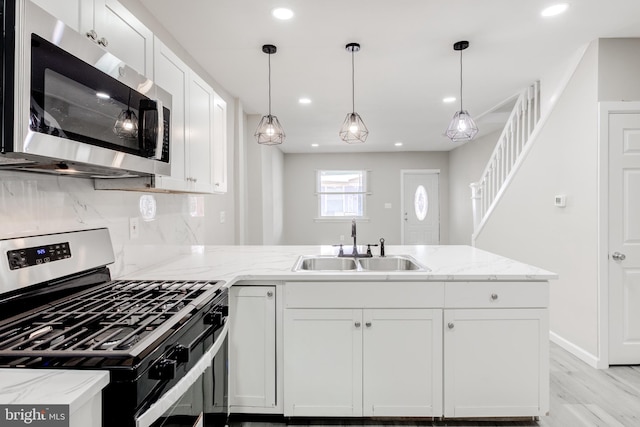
left=292, top=255, right=428, bottom=272
left=295, top=256, right=358, bottom=271
left=357, top=255, right=427, bottom=271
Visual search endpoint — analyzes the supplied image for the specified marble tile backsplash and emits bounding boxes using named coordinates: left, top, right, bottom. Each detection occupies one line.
left=0, top=170, right=231, bottom=277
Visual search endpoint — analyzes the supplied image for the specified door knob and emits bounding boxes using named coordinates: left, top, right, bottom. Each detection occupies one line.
left=612, top=252, right=626, bottom=261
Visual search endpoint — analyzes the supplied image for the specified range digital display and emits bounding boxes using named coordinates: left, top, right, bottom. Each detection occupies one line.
left=7, top=242, right=71, bottom=270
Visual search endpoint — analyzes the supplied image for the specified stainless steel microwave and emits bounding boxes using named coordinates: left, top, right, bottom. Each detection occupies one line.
left=0, top=0, right=171, bottom=177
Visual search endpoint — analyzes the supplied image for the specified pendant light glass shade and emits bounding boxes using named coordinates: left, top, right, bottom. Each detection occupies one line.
left=445, top=41, right=478, bottom=142
left=255, top=44, right=285, bottom=145
left=339, top=43, right=368, bottom=144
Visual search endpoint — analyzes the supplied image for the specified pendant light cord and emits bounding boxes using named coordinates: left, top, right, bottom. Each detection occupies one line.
left=268, top=52, right=272, bottom=116
left=459, top=48, right=463, bottom=112
left=351, top=50, right=355, bottom=114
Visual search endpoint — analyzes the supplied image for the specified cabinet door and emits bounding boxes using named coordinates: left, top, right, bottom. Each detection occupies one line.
left=443, top=309, right=548, bottom=418
left=187, top=73, right=215, bottom=193
left=212, top=94, right=228, bottom=193
left=362, top=309, right=442, bottom=417
left=30, top=0, right=91, bottom=32
left=284, top=309, right=363, bottom=416
left=153, top=38, right=189, bottom=190
left=92, top=0, right=153, bottom=75
left=229, top=286, right=276, bottom=410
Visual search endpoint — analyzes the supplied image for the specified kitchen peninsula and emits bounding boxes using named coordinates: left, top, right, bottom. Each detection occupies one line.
left=125, top=244, right=556, bottom=420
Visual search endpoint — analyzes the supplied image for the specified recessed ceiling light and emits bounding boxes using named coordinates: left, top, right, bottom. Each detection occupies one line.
left=443, top=96, right=456, bottom=103
left=311, top=143, right=319, bottom=147
left=96, top=92, right=110, bottom=99
left=541, top=3, right=569, bottom=17
left=299, top=97, right=311, bottom=104
left=394, top=142, right=403, bottom=147
left=272, top=7, right=294, bottom=20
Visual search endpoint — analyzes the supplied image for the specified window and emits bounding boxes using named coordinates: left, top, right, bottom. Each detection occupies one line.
left=317, top=170, right=368, bottom=218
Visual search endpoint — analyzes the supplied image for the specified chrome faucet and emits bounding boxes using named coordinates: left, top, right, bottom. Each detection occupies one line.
left=351, top=218, right=358, bottom=256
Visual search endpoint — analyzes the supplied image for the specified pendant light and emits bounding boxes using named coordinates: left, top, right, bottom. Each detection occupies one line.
left=255, top=44, right=285, bottom=145
left=445, top=40, right=478, bottom=142
left=113, top=89, right=138, bottom=139
left=339, top=42, right=368, bottom=144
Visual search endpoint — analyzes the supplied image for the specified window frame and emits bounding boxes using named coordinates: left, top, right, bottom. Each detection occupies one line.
left=315, top=169, right=370, bottom=221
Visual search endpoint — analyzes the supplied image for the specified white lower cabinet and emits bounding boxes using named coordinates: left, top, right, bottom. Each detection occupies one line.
left=443, top=308, right=549, bottom=418
left=284, top=308, right=442, bottom=417
left=229, top=285, right=278, bottom=413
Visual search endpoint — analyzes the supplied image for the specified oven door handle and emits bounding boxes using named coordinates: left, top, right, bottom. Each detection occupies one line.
left=170, top=319, right=225, bottom=366
left=135, top=320, right=229, bottom=427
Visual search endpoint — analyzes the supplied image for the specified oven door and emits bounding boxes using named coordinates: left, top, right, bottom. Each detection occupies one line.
left=136, top=318, right=228, bottom=427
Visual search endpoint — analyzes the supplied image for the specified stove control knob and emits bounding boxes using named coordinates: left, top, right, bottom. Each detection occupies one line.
left=149, top=358, right=176, bottom=380
left=173, top=345, right=190, bottom=364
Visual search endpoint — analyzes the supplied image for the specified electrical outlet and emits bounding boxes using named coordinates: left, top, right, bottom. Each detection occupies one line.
left=220, top=211, right=226, bottom=224
left=129, top=217, right=139, bottom=239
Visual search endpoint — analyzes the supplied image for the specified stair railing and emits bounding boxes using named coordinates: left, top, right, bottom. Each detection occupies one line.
left=470, top=81, right=540, bottom=233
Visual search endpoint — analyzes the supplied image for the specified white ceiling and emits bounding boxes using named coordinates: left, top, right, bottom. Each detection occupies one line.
left=138, top=0, right=640, bottom=153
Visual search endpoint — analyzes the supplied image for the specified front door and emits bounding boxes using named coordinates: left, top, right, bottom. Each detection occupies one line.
left=401, top=170, right=439, bottom=244
left=608, top=112, right=640, bottom=364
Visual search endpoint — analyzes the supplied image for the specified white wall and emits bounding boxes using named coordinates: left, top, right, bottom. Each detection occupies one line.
left=475, top=42, right=601, bottom=357
left=598, top=38, right=640, bottom=101
left=245, top=115, right=285, bottom=245
left=282, top=152, right=449, bottom=246
left=448, top=130, right=499, bottom=245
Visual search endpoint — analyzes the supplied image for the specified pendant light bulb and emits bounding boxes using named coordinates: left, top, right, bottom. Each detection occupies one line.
left=445, top=41, right=478, bottom=142
left=339, top=43, right=368, bottom=144
left=255, top=44, right=285, bottom=145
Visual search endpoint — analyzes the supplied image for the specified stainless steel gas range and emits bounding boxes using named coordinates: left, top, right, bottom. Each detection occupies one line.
left=0, top=228, right=228, bottom=427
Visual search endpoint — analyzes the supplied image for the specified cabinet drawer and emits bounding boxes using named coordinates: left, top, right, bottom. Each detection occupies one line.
left=444, top=282, right=549, bottom=308
left=285, top=282, right=444, bottom=308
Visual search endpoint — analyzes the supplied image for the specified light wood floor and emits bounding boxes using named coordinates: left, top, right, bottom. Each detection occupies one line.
left=227, top=342, right=640, bottom=427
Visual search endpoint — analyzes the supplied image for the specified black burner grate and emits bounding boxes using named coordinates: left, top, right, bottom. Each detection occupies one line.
left=0, top=280, right=219, bottom=358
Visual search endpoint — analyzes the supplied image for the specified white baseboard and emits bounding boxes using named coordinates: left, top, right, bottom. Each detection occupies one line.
left=549, top=331, right=604, bottom=369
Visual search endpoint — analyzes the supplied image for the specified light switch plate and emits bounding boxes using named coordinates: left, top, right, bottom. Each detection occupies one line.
left=554, top=195, right=566, bottom=208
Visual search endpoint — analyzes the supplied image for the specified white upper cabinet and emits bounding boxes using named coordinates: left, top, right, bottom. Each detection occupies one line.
left=152, top=38, right=189, bottom=191
left=30, top=0, right=88, bottom=32
left=153, top=38, right=228, bottom=194
left=31, top=0, right=153, bottom=76
left=91, top=0, right=153, bottom=76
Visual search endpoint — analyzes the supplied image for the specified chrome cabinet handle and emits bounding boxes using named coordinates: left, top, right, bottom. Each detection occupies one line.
left=365, top=322, right=372, bottom=327
left=266, top=291, right=273, bottom=297
left=98, top=37, right=108, bottom=47
left=86, top=29, right=98, bottom=41
left=490, top=293, right=499, bottom=301
left=448, top=322, right=454, bottom=329
left=355, top=322, right=361, bottom=328
left=612, top=252, right=626, bottom=261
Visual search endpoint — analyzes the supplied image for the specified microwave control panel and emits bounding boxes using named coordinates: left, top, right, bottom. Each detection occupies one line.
left=7, top=242, right=71, bottom=270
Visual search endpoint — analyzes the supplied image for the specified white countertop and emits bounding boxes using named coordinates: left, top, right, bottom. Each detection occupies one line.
left=0, top=369, right=109, bottom=411
left=121, top=244, right=557, bottom=284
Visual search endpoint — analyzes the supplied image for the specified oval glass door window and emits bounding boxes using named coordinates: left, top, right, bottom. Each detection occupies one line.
left=414, top=185, right=428, bottom=221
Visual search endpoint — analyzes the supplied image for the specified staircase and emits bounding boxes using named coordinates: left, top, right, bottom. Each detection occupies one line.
left=470, top=81, right=541, bottom=240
